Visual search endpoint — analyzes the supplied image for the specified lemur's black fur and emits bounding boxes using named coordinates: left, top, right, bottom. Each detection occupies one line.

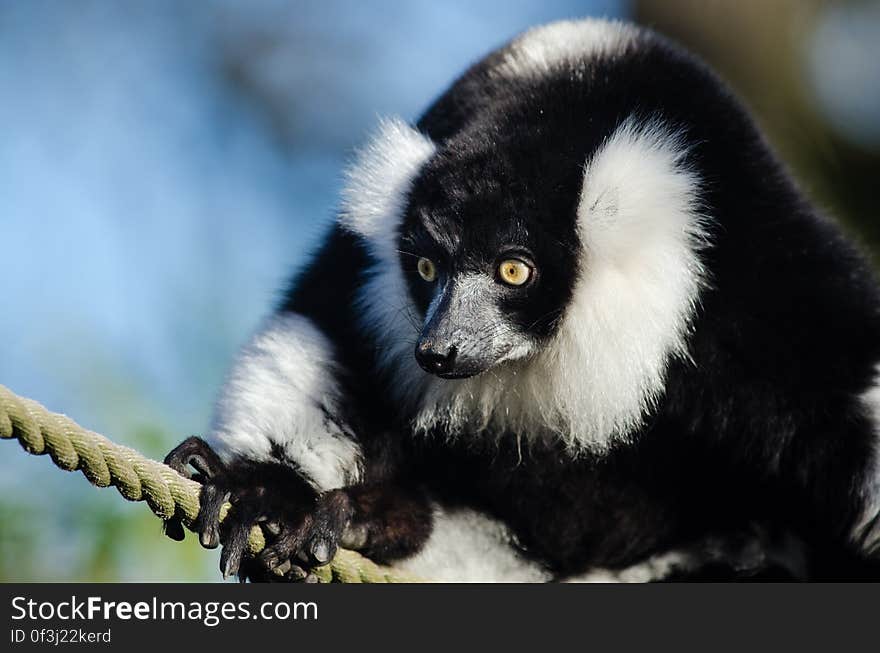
left=166, top=22, right=880, bottom=581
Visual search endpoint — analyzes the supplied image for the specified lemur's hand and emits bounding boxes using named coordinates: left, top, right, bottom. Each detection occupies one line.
left=163, top=436, right=366, bottom=582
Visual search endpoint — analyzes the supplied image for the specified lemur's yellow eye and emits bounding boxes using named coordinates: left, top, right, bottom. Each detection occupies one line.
left=498, top=259, right=532, bottom=286
left=417, top=257, right=437, bottom=282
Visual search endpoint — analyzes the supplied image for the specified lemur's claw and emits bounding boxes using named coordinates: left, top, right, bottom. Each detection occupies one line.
left=163, top=436, right=227, bottom=546
left=309, top=539, right=333, bottom=565
left=221, top=536, right=248, bottom=580
left=164, top=436, right=225, bottom=482
left=162, top=436, right=361, bottom=582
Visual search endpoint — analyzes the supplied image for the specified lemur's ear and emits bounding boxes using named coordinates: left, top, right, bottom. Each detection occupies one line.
left=340, top=117, right=436, bottom=259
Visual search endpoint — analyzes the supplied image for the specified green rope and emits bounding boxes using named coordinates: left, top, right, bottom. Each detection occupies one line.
left=0, top=384, right=417, bottom=583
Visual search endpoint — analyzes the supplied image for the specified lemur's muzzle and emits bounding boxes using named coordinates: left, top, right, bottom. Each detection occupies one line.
left=414, top=273, right=509, bottom=379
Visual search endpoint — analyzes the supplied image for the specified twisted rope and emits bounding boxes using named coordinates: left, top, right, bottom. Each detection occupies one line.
left=0, top=384, right=416, bottom=583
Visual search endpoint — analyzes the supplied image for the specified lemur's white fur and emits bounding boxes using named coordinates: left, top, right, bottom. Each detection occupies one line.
left=397, top=505, right=551, bottom=582
left=344, top=114, right=707, bottom=453
left=855, top=367, right=880, bottom=553
left=340, top=117, right=436, bottom=263
left=208, top=313, right=363, bottom=491
left=491, top=19, right=637, bottom=78
left=340, top=117, right=437, bottom=377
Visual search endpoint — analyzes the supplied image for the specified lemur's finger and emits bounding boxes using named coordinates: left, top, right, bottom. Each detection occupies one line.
left=220, top=530, right=246, bottom=580
left=164, top=436, right=226, bottom=482
left=286, top=564, right=308, bottom=581
left=259, top=516, right=311, bottom=572
left=271, top=559, right=292, bottom=577
left=195, top=484, right=229, bottom=549
left=163, top=442, right=197, bottom=479
left=187, top=446, right=226, bottom=482
left=306, top=534, right=336, bottom=565
left=219, top=503, right=259, bottom=580
left=303, top=490, right=351, bottom=564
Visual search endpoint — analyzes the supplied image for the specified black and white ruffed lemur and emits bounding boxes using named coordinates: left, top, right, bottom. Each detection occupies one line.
left=165, top=19, right=880, bottom=581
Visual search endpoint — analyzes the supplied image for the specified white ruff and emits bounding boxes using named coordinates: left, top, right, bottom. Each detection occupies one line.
left=412, top=119, right=708, bottom=452
left=340, top=117, right=436, bottom=263
left=343, top=110, right=707, bottom=451
left=491, top=18, right=638, bottom=78
left=339, top=117, right=437, bottom=377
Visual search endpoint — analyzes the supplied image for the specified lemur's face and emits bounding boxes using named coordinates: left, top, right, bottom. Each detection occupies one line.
left=400, top=136, right=582, bottom=379
left=343, top=20, right=710, bottom=446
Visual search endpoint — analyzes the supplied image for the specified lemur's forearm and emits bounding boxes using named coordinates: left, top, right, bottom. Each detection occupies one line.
left=331, top=483, right=434, bottom=563
left=208, top=312, right=363, bottom=491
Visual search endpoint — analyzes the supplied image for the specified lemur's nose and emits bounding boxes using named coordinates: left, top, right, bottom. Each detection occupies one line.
left=415, top=341, right=458, bottom=376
